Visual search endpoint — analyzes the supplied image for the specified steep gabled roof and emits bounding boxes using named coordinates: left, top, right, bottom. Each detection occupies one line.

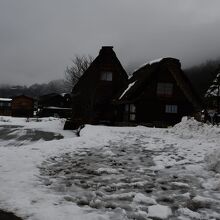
left=116, top=57, right=202, bottom=110
left=72, top=46, right=128, bottom=93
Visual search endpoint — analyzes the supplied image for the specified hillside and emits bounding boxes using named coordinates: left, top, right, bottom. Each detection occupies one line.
left=184, top=59, right=220, bottom=97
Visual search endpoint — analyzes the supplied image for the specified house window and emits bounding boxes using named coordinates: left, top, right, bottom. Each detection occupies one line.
left=157, top=83, right=173, bottom=97
left=100, top=71, right=113, bottom=81
left=125, top=104, right=136, bottom=121
left=129, top=114, right=136, bottom=121
left=0, top=102, right=11, bottom=107
left=165, top=105, right=178, bottom=113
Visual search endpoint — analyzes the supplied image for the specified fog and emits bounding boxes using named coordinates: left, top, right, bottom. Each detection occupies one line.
left=1, top=0, right=220, bottom=85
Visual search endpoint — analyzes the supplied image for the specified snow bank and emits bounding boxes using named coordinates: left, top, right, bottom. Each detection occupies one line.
left=171, top=117, right=220, bottom=139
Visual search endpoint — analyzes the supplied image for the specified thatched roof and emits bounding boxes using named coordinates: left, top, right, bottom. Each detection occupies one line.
left=72, top=46, right=128, bottom=93
left=116, top=57, right=202, bottom=110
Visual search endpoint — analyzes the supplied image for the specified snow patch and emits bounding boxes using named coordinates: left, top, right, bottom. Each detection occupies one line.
left=96, top=167, right=119, bottom=174
left=172, top=117, right=220, bottom=139
left=171, top=182, right=189, bottom=188
left=148, top=204, right=172, bottom=219
left=133, top=193, right=157, bottom=205
left=178, top=208, right=201, bottom=219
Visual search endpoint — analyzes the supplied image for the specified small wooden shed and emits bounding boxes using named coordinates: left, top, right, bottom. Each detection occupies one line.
left=11, top=95, right=34, bottom=117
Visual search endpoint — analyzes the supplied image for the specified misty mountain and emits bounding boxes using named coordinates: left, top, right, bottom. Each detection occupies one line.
left=184, top=59, right=220, bottom=98
left=0, top=79, right=70, bottom=98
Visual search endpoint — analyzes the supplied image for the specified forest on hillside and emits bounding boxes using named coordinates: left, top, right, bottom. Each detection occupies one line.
left=0, top=79, right=69, bottom=98
left=184, top=58, right=220, bottom=97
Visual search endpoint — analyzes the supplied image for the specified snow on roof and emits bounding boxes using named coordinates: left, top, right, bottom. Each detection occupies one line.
left=133, top=58, right=163, bottom=74
left=128, top=74, right=133, bottom=79
left=60, top=93, right=67, bottom=97
left=119, top=81, right=137, bottom=100
left=44, top=106, right=72, bottom=110
left=0, top=98, right=12, bottom=102
left=148, top=58, right=163, bottom=65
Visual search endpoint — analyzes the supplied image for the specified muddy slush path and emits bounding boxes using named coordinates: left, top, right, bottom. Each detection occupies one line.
left=39, top=130, right=220, bottom=219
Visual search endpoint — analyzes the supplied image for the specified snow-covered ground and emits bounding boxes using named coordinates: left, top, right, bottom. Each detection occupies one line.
left=0, top=117, right=220, bottom=219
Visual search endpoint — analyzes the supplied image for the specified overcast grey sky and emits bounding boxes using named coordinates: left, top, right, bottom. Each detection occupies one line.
left=1, top=0, right=220, bottom=85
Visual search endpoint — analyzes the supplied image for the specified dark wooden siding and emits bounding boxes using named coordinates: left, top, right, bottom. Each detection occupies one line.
left=11, top=96, right=34, bottom=117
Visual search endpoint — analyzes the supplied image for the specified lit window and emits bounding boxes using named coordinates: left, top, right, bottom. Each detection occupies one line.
left=125, top=104, right=136, bottom=121
left=157, top=83, right=173, bottom=97
left=165, top=105, right=178, bottom=113
left=0, top=102, right=11, bottom=107
left=100, top=72, right=113, bottom=81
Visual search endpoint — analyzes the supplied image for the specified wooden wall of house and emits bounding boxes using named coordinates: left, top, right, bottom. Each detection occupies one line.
left=11, top=96, right=34, bottom=117
left=129, top=65, right=195, bottom=126
left=0, top=109, right=11, bottom=116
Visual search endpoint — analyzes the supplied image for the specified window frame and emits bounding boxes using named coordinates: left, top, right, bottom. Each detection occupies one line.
left=157, top=82, right=173, bottom=97
left=125, top=104, right=136, bottom=121
left=165, top=104, right=178, bottom=114
left=100, top=71, right=113, bottom=81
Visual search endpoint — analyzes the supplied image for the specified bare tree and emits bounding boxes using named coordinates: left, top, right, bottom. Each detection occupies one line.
left=64, top=55, right=93, bottom=90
